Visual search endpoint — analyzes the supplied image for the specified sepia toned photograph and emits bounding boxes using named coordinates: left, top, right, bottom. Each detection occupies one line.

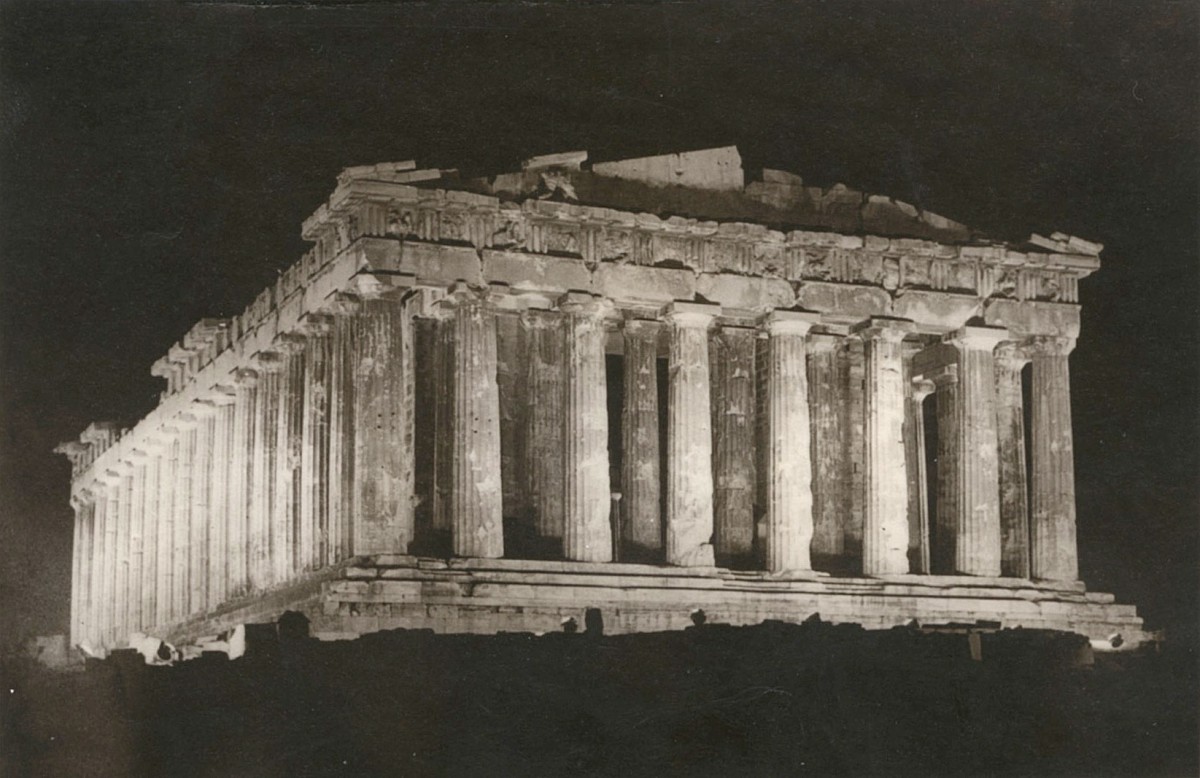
left=1, top=2, right=1196, bottom=775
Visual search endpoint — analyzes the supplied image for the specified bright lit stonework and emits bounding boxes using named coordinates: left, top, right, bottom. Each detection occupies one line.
left=57, top=147, right=1146, bottom=652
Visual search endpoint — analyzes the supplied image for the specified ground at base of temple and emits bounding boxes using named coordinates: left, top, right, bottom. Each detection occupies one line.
left=160, top=555, right=1149, bottom=653
left=3, top=620, right=1195, bottom=777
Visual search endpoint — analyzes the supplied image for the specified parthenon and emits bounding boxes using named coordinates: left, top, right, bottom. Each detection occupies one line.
left=57, top=146, right=1146, bottom=653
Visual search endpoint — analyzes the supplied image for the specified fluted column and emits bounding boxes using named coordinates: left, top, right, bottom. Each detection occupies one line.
left=299, top=316, right=332, bottom=573
left=1027, top=335, right=1078, bottom=581
left=89, top=481, right=110, bottom=646
left=855, top=319, right=912, bottom=576
left=272, top=334, right=306, bottom=582
left=68, top=495, right=86, bottom=648
left=445, top=286, right=504, bottom=558
left=762, top=311, right=820, bottom=574
left=808, top=332, right=847, bottom=561
left=710, top=324, right=757, bottom=564
left=101, top=472, right=120, bottom=643
left=172, top=421, right=196, bottom=619
left=327, top=295, right=359, bottom=565
left=155, top=434, right=178, bottom=626
left=930, top=362, right=959, bottom=575
left=353, top=293, right=415, bottom=555
left=995, top=343, right=1031, bottom=578
left=620, top=318, right=661, bottom=558
left=524, top=308, right=566, bottom=546
left=125, top=452, right=148, bottom=633
left=139, top=443, right=162, bottom=631
left=249, top=352, right=280, bottom=592
left=496, top=309, right=529, bottom=524
left=113, top=462, right=136, bottom=641
left=227, top=369, right=258, bottom=597
left=203, top=393, right=235, bottom=609
left=907, top=377, right=936, bottom=574
left=664, top=302, right=719, bottom=567
left=561, top=293, right=613, bottom=563
left=189, top=408, right=215, bottom=615
left=80, top=493, right=97, bottom=646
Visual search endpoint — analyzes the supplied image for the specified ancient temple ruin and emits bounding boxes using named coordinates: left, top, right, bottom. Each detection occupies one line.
left=57, top=146, right=1146, bottom=652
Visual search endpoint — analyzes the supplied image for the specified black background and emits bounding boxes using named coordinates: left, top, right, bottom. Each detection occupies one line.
left=1, top=1, right=1195, bottom=651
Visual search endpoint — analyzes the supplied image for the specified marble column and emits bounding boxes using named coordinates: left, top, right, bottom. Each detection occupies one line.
left=762, top=311, right=820, bottom=574
left=434, top=311, right=455, bottom=535
left=524, top=308, right=566, bottom=546
left=808, top=332, right=847, bottom=561
left=81, top=494, right=96, bottom=646
left=126, top=453, right=148, bottom=633
left=855, top=319, right=912, bottom=576
left=1027, top=335, right=1079, bottom=581
left=620, top=318, right=661, bottom=557
left=995, top=343, right=1031, bottom=578
left=69, top=495, right=86, bottom=648
left=907, top=377, right=936, bottom=574
left=931, top=362, right=959, bottom=575
left=249, top=352, right=281, bottom=592
left=155, top=434, right=178, bottom=626
left=140, top=444, right=162, bottom=631
left=664, top=302, right=719, bottom=568
left=189, top=408, right=215, bottom=615
left=273, top=334, right=306, bottom=582
left=114, top=463, right=134, bottom=641
left=353, top=294, right=415, bottom=555
left=227, top=369, right=258, bottom=597
left=327, top=295, right=360, bottom=565
left=710, top=324, right=757, bottom=564
left=496, top=310, right=529, bottom=524
left=561, top=293, right=613, bottom=563
left=90, top=482, right=110, bottom=646
left=446, top=286, right=504, bottom=559
left=299, top=316, right=332, bottom=573
left=172, top=421, right=196, bottom=619
left=205, top=394, right=235, bottom=609
left=943, top=327, right=1007, bottom=576
left=102, top=472, right=120, bottom=643
left=843, top=338, right=866, bottom=558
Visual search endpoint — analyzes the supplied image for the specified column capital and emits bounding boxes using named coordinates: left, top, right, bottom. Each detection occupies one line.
left=623, top=317, right=664, bottom=337
left=912, top=377, right=937, bottom=402
left=852, top=316, right=914, bottom=343
left=806, top=328, right=844, bottom=350
left=994, top=341, right=1032, bottom=370
left=520, top=306, right=563, bottom=329
left=763, top=309, right=821, bottom=336
left=297, top=313, right=334, bottom=337
left=439, top=282, right=492, bottom=313
left=663, top=301, right=720, bottom=329
left=350, top=271, right=415, bottom=300
left=326, top=291, right=363, bottom=317
left=928, top=362, right=959, bottom=388
left=274, top=332, right=307, bottom=354
left=231, top=367, right=260, bottom=388
left=943, top=325, right=1010, bottom=352
left=491, top=285, right=556, bottom=313
left=559, top=291, right=615, bottom=320
left=1023, top=334, right=1076, bottom=357
left=250, top=350, right=283, bottom=373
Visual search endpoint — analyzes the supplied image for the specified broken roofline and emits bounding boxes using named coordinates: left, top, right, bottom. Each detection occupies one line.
left=322, top=145, right=1103, bottom=257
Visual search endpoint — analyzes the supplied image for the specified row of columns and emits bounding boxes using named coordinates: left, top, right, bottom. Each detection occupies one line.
left=67, top=282, right=1081, bottom=649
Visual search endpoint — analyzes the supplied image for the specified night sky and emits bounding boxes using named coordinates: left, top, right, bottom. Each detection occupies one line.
left=1, top=2, right=1195, bottom=647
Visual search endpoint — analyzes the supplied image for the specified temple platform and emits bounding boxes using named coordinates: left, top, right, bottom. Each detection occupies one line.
left=160, top=555, right=1149, bottom=652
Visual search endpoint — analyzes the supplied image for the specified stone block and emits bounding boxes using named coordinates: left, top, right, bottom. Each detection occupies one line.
left=397, top=242, right=483, bottom=286
left=483, top=250, right=592, bottom=293
left=794, top=281, right=891, bottom=321
left=697, top=273, right=795, bottom=312
left=983, top=299, right=1081, bottom=338
left=891, top=289, right=982, bottom=331
left=594, top=263, right=696, bottom=303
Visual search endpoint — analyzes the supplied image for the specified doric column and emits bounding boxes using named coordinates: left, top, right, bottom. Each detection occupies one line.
left=943, top=326, right=1007, bottom=576
left=524, top=308, right=566, bottom=545
left=172, top=420, right=196, bottom=619
left=445, top=286, right=504, bottom=558
left=995, top=342, right=1031, bottom=578
left=620, top=318, right=661, bottom=558
left=227, top=369, right=258, bottom=597
left=560, top=292, right=614, bottom=563
left=68, top=494, right=87, bottom=648
left=907, top=377, right=936, bottom=574
left=664, top=302, right=719, bottom=568
left=189, top=407, right=216, bottom=615
left=843, top=338, right=866, bottom=558
left=101, top=471, right=120, bottom=643
left=808, top=332, right=847, bottom=561
left=139, top=442, right=162, bottom=632
left=80, top=493, right=97, bottom=646
left=113, top=461, right=135, bottom=641
left=299, top=315, right=332, bottom=573
left=930, top=362, right=959, bottom=575
left=155, top=433, right=178, bottom=626
left=249, top=352, right=281, bottom=592
left=88, top=481, right=109, bottom=646
left=273, top=334, right=306, bottom=582
left=204, top=392, right=235, bottom=609
left=326, top=295, right=360, bottom=565
left=496, top=308, right=529, bottom=525
left=125, top=452, right=148, bottom=633
left=353, top=292, right=415, bottom=556
left=1027, top=335, right=1079, bottom=581
left=855, top=318, right=912, bottom=576
left=710, top=324, right=757, bottom=565
left=762, top=311, right=820, bottom=574
left=434, top=310, right=455, bottom=535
